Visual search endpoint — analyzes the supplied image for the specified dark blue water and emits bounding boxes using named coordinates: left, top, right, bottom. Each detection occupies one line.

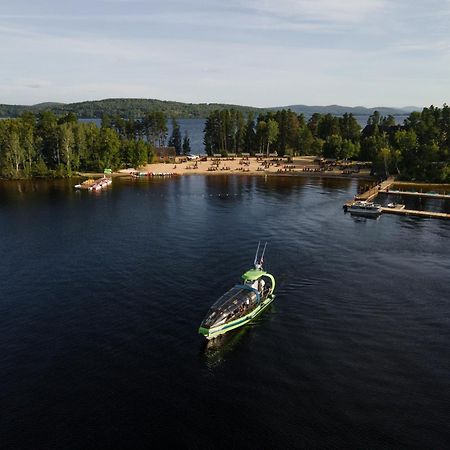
left=1, top=176, right=449, bottom=449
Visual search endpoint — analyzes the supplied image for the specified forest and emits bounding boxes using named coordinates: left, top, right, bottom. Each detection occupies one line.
left=203, top=105, right=450, bottom=182
left=0, top=106, right=448, bottom=182
left=0, top=98, right=263, bottom=120
left=0, top=112, right=190, bottom=178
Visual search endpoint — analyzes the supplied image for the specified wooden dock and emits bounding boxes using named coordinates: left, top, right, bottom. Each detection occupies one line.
left=345, top=177, right=450, bottom=220
left=380, top=207, right=450, bottom=220
left=356, top=178, right=394, bottom=201
left=383, top=190, right=450, bottom=200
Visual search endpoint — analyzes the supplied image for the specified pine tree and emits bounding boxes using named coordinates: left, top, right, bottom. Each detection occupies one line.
left=182, top=131, right=191, bottom=155
left=168, top=118, right=182, bottom=155
left=243, top=114, right=256, bottom=153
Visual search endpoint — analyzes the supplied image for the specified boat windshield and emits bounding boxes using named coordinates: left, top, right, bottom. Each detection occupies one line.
left=201, top=286, right=258, bottom=328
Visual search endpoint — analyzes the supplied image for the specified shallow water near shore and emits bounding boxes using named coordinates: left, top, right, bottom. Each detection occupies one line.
left=1, top=175, right=449, bottom=449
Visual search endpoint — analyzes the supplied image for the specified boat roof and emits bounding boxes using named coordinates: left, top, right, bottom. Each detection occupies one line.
left=241, top=268, right=267, bottom=281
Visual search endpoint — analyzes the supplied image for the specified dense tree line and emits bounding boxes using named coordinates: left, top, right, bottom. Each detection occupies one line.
left=0, top=98, right=264, bottom=120
left=104, top=112, right=168, bottom=147
left=203, top=109, right=362, bottom=159
left=0, top=112, right=158, bottom=178
left=2, top=106, right=448, bottom=182
left=203, top=106, right=450, bottom=182
left=369, top=105, right=450, bottom=181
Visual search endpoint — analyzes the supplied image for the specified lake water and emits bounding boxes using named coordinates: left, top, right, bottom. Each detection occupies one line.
left=1, top=175, right=449, bottom=449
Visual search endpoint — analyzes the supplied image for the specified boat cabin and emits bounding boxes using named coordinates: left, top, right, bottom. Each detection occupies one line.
left=200, top=285, right=259, bottom=329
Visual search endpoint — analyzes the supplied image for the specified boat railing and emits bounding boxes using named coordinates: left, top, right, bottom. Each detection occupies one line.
left=260, top=286, right=271, bottom=299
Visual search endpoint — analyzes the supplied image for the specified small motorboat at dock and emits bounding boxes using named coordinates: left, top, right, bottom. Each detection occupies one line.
left=344, top=200, right=382, bottom=217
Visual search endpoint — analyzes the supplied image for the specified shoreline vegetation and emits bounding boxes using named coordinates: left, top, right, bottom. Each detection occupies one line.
left=0, top=104, right=448, bottom=183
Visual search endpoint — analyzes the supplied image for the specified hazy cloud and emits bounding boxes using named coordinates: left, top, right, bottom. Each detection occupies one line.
left=0, top=0, right=448, bottom=106
left=231, top=0, right=385, bottom=22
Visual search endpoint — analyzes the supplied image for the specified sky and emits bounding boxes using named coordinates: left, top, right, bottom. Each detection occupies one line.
left=0, top=0, right=449, bottom=107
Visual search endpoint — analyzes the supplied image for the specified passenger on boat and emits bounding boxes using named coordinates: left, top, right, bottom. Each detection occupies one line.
left=258, top=279, right=265, bottom=293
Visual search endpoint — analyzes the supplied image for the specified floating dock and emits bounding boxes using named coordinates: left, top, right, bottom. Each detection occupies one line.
left=346, top=177, right=450, bottom=220
left=380, top=207, right=450, bottom=220
left=382, top=190, right=450, bottom=200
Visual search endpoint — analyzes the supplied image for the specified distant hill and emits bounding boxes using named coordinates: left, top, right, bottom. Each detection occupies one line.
left=270, top=104, right=419, bottom=117
left=0, top=98, right=263, bottom=119
left=0, top=98, right=421, bottom=119
left=399, top=106, right=423, bottom=112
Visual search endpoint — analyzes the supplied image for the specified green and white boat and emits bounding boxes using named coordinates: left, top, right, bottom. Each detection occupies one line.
left=199, top=243, right=276, bottom=340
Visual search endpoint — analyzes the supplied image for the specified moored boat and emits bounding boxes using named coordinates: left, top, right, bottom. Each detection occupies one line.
left=346, top=200, right=382, bottom=216
left=199, top=243, right=276, bottom=340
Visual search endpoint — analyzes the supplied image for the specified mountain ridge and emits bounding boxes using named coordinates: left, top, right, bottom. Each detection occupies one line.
left=0, top=98, right=421, bottom=119
left=269, top=104, right=420, bottom=116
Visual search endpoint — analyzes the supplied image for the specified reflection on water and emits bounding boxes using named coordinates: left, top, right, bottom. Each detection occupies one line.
left=202, top=328, right=249, bottom=369
left=201, top=303, right=276, bottom=369
left=349, top=213, right=380, bottom=222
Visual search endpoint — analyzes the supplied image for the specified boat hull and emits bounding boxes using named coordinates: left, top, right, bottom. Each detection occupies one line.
left=346, top=201, right=382, bottom=217
left=199, top=294, right=275, bottom=340
left=348, top=208, right=381, bottom=216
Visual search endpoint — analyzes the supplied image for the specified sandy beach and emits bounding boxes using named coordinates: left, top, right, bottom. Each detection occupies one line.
left=115, top=156, right=373, bottom=179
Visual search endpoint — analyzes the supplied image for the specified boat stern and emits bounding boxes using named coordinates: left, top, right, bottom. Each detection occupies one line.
left=198, top=326, right=211, bottom=338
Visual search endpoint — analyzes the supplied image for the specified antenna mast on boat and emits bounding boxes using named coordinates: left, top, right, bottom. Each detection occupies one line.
left=254, top=241, right=261, bottom=268
left=260, top=242, right=267, bottom=267
left=254, top=241, right=267, bottom=270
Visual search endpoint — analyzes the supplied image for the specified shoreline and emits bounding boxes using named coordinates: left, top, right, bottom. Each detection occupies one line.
left=77, top=170, right=375, bottom=181
left=105, top=156, right=376, bottom=181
